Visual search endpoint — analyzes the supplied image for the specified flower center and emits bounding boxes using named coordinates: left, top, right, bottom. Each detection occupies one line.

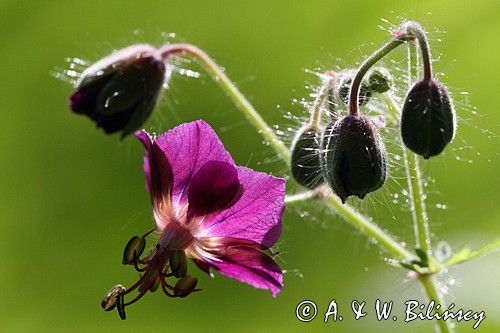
left=101, top=224, right=200, bottom=320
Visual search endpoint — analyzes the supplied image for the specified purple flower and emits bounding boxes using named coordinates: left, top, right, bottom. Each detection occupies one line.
left=103, top=120, right=285, bottom=319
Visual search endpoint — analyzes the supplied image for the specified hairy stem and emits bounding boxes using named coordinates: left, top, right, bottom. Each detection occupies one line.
left=318, top=188, right=412, bottom=259
left=407, top=37, right=452, bottom=333
left=160, top=43, right=412, bottom=260
left=406, top=41, right=431, bottom=255
left=285, top=190, right=318, bottom=204
left=349, top=34, right=409, bottom=116
left=404, top=21, right=433, bottom=81
left=419, top=274, right=452, bottom=333
left=309, top=72, right=334, bottom=128
left=159, top=44, right=290, bottom=161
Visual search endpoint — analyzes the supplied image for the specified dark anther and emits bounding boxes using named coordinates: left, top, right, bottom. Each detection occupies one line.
left=169, top=249, right=188, bottom=278
left=123, top=236, right=146, bottom=265
left=101, top=284, right=126, bottom=312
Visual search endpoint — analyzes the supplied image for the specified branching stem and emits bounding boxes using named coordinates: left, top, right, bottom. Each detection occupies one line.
left=160, top=43, right=412, bottom=260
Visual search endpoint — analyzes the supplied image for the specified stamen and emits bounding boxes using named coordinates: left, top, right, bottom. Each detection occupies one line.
left=122, top=236, right=146, bottom=264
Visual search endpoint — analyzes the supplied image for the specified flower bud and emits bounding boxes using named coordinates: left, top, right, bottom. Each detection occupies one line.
left=338, top=76, right=371, bottom=106
left=174, top=275, right=198, bottom=298
left=69, top=44, right=168, bottom=137
left=169, top=249, right=188, bottom=278
left=322, top=115, right=387, bottom=203
left=400, top=80, right=455, bottom=158
left=368, top=67, right=392, bottom=93
left=122, top=236, right=146, bottom=264
left=290, top=126, right=324, bottom=189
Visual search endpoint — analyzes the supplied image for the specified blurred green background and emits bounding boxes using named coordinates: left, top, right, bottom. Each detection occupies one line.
left=1, top=0, right=498, bottom=332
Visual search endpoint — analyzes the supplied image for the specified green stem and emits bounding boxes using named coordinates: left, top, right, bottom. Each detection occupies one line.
left=309, top=73, right=334, bottom=128
left=419, top=274, right=452, bottom=333
left=445, top=238, right=500, bottom=267
left=406, top=37, right=452, bottom=333
left=404, top=147, right=431, bottom=254
left=159, top=44, right=290, bottom=161
left=285, top=190, right=318, bottom=204
left=349, top=34, right=410, bottom=116
left=405, top=41, right=431, bottom=255
left=319, top=188, right=412, bottom=259
left=160, top=43, right=412, bottom=260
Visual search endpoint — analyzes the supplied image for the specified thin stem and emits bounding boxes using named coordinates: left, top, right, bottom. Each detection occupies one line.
left=419, top=274, right=452, bottom=333
left=405, top=42, right=431, bottom=255
left=309, top=72, right=334, bottom=128
left=319, top=187, right=412, bottom=259
left=404, top=21, right=433, bottom=81
left=159, top=44, right=290, bottom=161
left=285, top=190, right=319, bottom=204
left=406, top=37, right=451, bottom=333
left=160, top=43, right=412, bottom=261
left=349, top=35, right=408, bottom=116
left=404, top=147, right=431, bottom=254
left=445, top=238, right=500, bottom=267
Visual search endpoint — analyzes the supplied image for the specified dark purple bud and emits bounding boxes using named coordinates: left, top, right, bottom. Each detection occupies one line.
left=322, top=115, right=387, bottom=203
left=367, top=67, right=392, bottom=93
left=338, top=76, right=371, bottom=106
left=69, top=44, right=168, bottom=137
left=290, top=126, right=324, bottom=189
left=400, top=80, right=456, bottom=158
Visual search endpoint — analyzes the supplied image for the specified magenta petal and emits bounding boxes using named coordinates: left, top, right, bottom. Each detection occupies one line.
left=134, top=130, right=173, bottom=209
left=135, top=130, right=152, bottom=191
left=201, top=167, right=286, bottom=248
left=206, top=242, right=283, bottom=297
left=188, top=161, right=241, bottom=216
left=144, top=121, right=235, bottom=204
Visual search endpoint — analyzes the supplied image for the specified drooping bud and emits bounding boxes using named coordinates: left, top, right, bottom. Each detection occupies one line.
left=69, top=44, right=168, bottom=137
left=338, top=76, right=371, bottom=106
left=322, top=115, right=387, bottom=203
left=169, top=249, right=188, bottom=278
left=101, top=284, right=126, bottom=312
left=174, top=275, right=198, bottom=298
left=290, top=126, right=324, bottom=189
left=122, top=236, right=146, bottom=264
left=367, top=67, right=392, bottom=93
left=400, top=80, right=455, bottom=158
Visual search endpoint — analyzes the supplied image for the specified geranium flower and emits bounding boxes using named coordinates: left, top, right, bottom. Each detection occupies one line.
left=102, top=120, right=286, bottom=319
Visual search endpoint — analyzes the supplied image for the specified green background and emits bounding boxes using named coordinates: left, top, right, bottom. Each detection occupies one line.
left=1, top=0, right=498, bottom=332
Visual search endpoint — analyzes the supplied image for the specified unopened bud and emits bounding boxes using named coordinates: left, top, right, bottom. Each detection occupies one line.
left=322, top=115, right=387, bottom=203
left=368, top=67, right=392, bottom=93
left=338, top=76, right=372, bottom=106
left=290, top=126, right=324, bottom=189
left=400, top=80, right=455, bottom=158
left=69, top=44, right=168, bottom=137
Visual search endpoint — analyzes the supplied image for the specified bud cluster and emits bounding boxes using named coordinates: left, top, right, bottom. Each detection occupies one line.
left=289, top=22, right=456, bottom=202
